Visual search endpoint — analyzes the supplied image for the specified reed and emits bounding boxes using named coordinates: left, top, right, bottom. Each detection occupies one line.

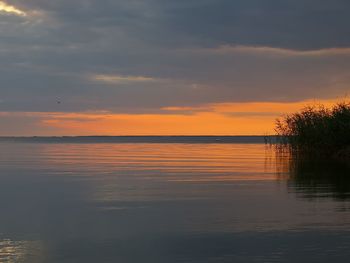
left=275, top=102, right=350, bottom=158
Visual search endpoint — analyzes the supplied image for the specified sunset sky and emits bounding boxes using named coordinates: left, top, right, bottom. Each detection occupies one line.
left=0, top=0, right=349, bottom=135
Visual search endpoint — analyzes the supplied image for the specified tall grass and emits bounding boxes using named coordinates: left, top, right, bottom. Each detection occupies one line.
left=275, top=102, right=350, bottom=158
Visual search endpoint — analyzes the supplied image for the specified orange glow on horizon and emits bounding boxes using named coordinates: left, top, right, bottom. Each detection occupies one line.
left=0, top=99, right=344, bottom=136
left=42, top=112, right=272, bottom=135
left=36, top=99, right=342, bottom=135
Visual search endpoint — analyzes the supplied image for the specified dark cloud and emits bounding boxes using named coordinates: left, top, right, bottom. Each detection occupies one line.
left=0, top=0, right=350, bottom=114
left=9, top=0, right=350, bottom=49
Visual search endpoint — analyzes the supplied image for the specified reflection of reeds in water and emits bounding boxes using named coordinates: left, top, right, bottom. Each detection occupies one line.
left=275, top=145, right=350, bottom=200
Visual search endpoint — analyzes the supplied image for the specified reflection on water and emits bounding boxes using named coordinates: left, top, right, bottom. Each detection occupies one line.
left=0, top=142, right=350, bottom=262
left=0, top=240, right=43, bottom=263
left=276, top=148, right=350, bottom=200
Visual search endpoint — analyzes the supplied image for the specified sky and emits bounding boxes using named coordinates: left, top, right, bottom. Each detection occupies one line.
left=0, top=0, right=349, bottom=135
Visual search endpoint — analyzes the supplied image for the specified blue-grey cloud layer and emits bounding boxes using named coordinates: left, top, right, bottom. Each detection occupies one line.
left=1, top=0, right=350, bottom=113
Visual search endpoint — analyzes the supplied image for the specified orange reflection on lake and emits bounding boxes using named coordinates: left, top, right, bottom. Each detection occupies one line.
left=26, top=143, right=281, bottom=182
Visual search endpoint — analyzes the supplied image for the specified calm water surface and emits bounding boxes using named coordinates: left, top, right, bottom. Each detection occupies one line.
left=0, top=142, right=350, bottom=262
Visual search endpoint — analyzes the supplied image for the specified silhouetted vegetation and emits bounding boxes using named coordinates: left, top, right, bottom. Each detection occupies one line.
left=275, top=102, right=350, bottom=159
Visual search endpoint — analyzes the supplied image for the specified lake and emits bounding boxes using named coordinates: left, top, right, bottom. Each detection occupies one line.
left=0, top=138, right=350, bottom=262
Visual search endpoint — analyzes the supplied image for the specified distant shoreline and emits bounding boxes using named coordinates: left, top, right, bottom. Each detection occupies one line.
left=0, top=135, right=276, bottom=144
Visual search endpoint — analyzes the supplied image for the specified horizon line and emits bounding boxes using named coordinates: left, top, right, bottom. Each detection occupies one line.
left=0, top=135, right=276, bottom=138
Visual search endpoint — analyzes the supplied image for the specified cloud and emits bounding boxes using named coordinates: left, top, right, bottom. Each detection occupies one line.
left=92, top=74, right=159, bottom=84
left=1, top=41, right=350, bottom=113
left=7, top=0, right=350, bottom=49
left=201, top=45, right=350, bottom=58
left=0, top=1, right=26, bottom=16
